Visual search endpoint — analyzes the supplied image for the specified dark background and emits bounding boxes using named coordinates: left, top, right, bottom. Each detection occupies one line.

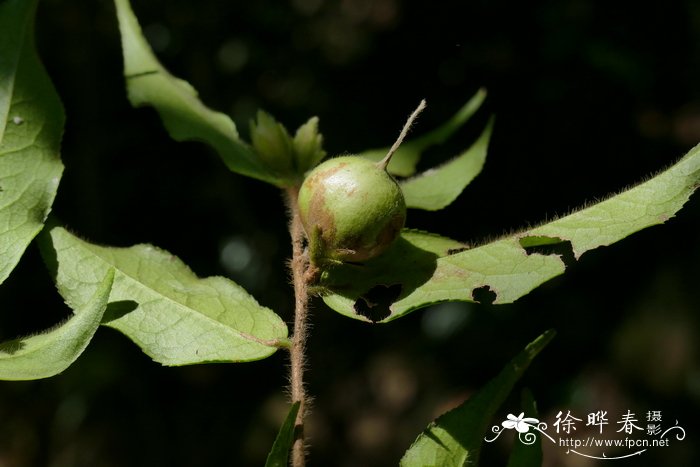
left=1, top=0, right=699, bottom=465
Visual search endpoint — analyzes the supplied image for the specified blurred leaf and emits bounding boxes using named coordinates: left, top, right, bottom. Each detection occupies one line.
left=359, top=89, right=486, bottom=177
left=249, top=110, right=294, bottom=176
left=0, top=269, right=113, bottom=381
left=506, top=389, right=542, bottom=467
left=41, top=226, right=289, bottom=366
left=322, top=143, right=700, bottom=322
left=293, top=116, right=326, bottom=173
left=113, top=0, right=283, bottom=186
left=264, top=401, right=301, bottom=467
left=400, top=330, right=554, bottom=467
left=0, top=0, right=64, bottom=284
left=401, top=117, right=493, bottom=210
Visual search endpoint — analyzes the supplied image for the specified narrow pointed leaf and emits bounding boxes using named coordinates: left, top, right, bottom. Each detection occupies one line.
left=113, top=0, right=281, bottom=185
left=0, top=269, right=113, bottom=381
left=525, top=142, right=700, bottom=258
left=506, top=389, right=542, bottom=467
left=264, top=402, right=301, bottom=467
left=401, top=118, right=493, bottom=211
left=400, top=330, right=554, bottom=467
left=0, top=0, right=64, bottom=284
left=359, top=89, right=486, bottom=177
left=322, top=143, right=700, bottom=322
left=41, top=226, right=288, bottom=366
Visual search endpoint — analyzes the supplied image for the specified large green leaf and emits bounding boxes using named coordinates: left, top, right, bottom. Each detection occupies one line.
left=320, top=229, right=467, bottom=322
left=264, top=402, right=301, bottom=467
left=401, top=118, right=493, bottom=211
left=400, top=330, right=554, bottom=467
left=113, top=0, right=281, bottom=186
left=322, top=143, right=700, bottom=322
left=0, top=269, right=113, bottom=381
left=359, top=89, right=487, bottom=177
left=0, top=0, right=64, bottom=284
left=41, top=226, right=289, bottom=366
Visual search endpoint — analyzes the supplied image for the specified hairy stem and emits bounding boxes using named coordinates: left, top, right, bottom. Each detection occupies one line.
left=286, top=186, right=310, bottom=467
left=377, top=99, right=427, bottom=170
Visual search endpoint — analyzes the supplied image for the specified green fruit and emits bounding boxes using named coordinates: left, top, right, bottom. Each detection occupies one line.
left=298, top=156, right=406, bottom=263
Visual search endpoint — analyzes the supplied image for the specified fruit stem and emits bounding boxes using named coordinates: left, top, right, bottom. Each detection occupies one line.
left=377, top=99, right=427, bottom=171
left=286, top=185, right=311, bottom=467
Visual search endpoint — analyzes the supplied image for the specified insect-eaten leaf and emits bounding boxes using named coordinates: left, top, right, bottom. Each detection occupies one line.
left=400, top=330, right=554, bottom=467
left=114, top=0, right=291, bottom=186
left=0, top=269, right=114, bottom=381
left=40, top=226, right=289, bottom=366
left=0, top=0, right=64, bottom=285
left=320, top=229, right=467, bottom=323
left=322, top=142, right=700, bottom=322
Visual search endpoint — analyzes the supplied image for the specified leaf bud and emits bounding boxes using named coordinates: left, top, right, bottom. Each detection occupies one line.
left=249, top=110, right=294, bottom=174
left=293, top=116, right=326, bottom=173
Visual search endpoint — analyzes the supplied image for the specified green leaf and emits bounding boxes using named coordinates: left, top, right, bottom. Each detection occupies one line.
left=359, top=89, right=487, bottom=177
left=41, top=226, right=289, bottom=366
left=249, top=110, right=295, bottom=176
left=401, top=117, right=493, bottom=211
left=0, top=0, right=64, bottom=285
left=293, top=116, right=326, bottom=173
left=400, top=330, right=554, bottom=467
left=264, top=401, right=301, bottom=467
left=322, top=143, right=700, bottom=322
left=320, top=229, right=469, bottom=322
left=506, top=389, right=542, bottom=467
left=113, top=0, right=281, bottom=186
left=0, top=269, right=113, bottom=381
left=524, top=143, right=700, bottom=258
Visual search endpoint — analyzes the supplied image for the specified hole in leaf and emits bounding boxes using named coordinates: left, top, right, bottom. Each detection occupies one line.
left=354, top=284, right=402, bottom=322
left=472, top=285, right=496, bottom=305
left=103, top=300, right=139, bottom=323
left=520, top=236, right=576, bottom=267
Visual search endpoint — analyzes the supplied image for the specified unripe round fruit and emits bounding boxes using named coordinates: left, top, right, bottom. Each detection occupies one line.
left=298, top=156, right=406, bottom=263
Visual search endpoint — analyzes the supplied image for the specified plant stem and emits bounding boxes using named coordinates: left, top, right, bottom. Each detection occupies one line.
left=286, top=186, right=310, bottom=467
left=377, top=99, right=427, bottom=170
